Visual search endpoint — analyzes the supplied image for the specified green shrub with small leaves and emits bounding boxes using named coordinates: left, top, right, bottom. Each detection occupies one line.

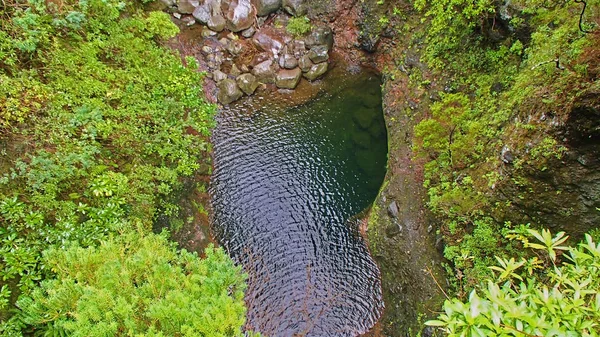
left=286, top=16, right=312, bottom=37
left=18, top=231, right=247, bottom=337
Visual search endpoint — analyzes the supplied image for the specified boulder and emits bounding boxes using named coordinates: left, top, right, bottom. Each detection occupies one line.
left=213, top=70, right=227, bottom=82
left=217, top=79, right=243, bottom=104
left=251, top=52, right=271, bottom=67
left=252, top=0, right=281, bottom=16
left=181, top=15, right=196, bottom=26
left=192, top=4, right=211, bottom=23
left=241, top=26, right=256, bottom=38
left=177, top=0, right=199, bottom=14
left=387, top=201, right=399, bottom=218
left=352, top=107, right=374, bottom=129
left=222, top=0, right=256, bottom=32
left=308, top=45, right=329, bottom=64
left=230, top=64, right=242, bottom=76
left=275, top=68, right=302, bottom=89
left=226, top=40, right=244, bottom=55
left=252, top=27, right=285, bottom=57
left=236, top=73, right=259, bottom=95
left=282, top=0, right=306, bottom=16
left=298, top=54, right=312, bottom=72
left=208, top=15, right=226, bottom=32
left=303, top=62, right=327, bottom=81
left=201, top=28, right=217, bottom=37
left=291, top=39, right=306, bottom=57
left=279, top=53, right=298, bottom=69
left=252, top=59, right=277, bottom=83
left=306, top=26, right=333, bottom=51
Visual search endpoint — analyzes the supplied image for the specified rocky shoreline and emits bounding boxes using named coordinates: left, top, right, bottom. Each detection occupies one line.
left=162, top=0, right=335, bottom=104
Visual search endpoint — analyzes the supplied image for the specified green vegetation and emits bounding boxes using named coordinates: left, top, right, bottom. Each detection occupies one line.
left=410, top=0, right=600, bottom=296
left=286, top=16, right=312, bottom=37
left=18, top=231, right=246, bottom=337
left=0, top=0, right=246, bottom=334
left=427, top=229, right=600, bottom=336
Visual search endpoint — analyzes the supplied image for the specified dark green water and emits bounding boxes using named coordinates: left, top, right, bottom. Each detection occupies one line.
left=211, top=69, right=387, bottom=336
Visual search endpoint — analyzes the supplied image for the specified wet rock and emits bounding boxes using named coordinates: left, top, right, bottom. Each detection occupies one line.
left=201, top=45, right=213, bottom=55
left=306, top=26, right=333, bottom=51
left=252, top=0, right=281, bottom=16
left=201, top=28, right=218, bottom=37
left=177, top=0, right=199, bottom=14
left=358, top=32, right=379, bottom=53
left=253, top=27, right=285, bottom=57
left=282, top=0, right=307, bottom=16
left=226, top=40, right=244, bottom=55
left=386, top=222, right=403, bottom=238
left=351, top=131, right=372, bottom=149
left=236, top=73, right=259, bottom=95
left=308, top=45, right=329, bottom=64
left=353, top=107, right=374, bottom=129
left=275, top=68, right=302, bottom=89
left=217, top=79, right=243, bottom=104
left=388, top=201, right=399, bottom=218
left=252, top=59, right=277, bottom=83
left=501, top=145, right=514, bottom=164
left=222, top=0, right=256, bottom=32
left=181, top=15, right=196, bottom=26
left=291, top=40, right=306, bottom=57
left=298, top=54, right=313, bottom=72
left=192, top=4, right=211, bottom=23
left=279, top=53, right=298, bottom=69
left=230, top=64, right=242, bottom=76
left=212, top=70, right=227, bottom=82
left=173, top=12, right=182, bottom=19
left=251, top=52, right=271, bottom=67
left=302, top=62, right=327, bottom=81
left=208, top=15, right=226, bottom=32
left=162, top=0, right=177, bottom=7
left=240, top=64, right=249, bottom=72
left=241, top=26, right=256, bottom=38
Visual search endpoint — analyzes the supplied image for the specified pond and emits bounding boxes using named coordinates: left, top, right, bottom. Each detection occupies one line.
left=210, top=68, right=388, bottom=336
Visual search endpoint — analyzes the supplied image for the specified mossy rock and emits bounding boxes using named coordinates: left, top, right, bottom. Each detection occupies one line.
left=352, top=107, right=375, bottom=129
left=351, top=129, right=372, bottom=149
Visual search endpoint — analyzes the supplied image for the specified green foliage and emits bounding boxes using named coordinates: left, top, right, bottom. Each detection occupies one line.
left=427, top=229, right=600, bottom=336
left=286, top=16, right=312, bottom=37
left=17, top=231, right=247, bottom=337
left=0, top=0, right=219, bottom=333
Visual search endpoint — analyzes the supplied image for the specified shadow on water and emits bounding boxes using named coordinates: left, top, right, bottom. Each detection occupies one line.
left=210, top=68, right=388, bottom=336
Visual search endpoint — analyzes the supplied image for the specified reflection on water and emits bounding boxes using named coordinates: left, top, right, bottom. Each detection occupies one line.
left=210, top=69, right=387, bottom=336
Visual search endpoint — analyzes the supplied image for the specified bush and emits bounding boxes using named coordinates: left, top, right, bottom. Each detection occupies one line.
left=18, top=231, right=247, bottom=337
left=427, top=229, right=600, bottom=336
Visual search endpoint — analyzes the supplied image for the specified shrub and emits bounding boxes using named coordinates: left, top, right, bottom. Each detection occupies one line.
left=287, top=16, right=312, bottom=37
left=18, top=231, right=247, bottom=337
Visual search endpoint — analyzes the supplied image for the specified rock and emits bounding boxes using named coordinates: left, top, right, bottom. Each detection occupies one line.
left=275, top=68, right=302, bottom=89
left=306, top=26, right=333, bottom=51
left=208, top=15, right=226, bottom=32
left=252, top=27, right=285, bottom=57
left=303, top=62, right=327, bottom=81
left=212, top=70, right=227, bottom=82
left=353, top=107, right=374, bottom=129
left=501, top=145, right=514, bottom=164
left=162, top=0, right=177, bottom=7
left=252, top=59, right=276, bottom=83
left=226, top=40, right=244, bottom=55
left=226, top=32, right=238, bottom=40
left=181, top=15, right=196, bottom=26
left=222, top=0, right=256, bottom=32
left=388, top=201, right=399, bottom=218
left=173, top=12, right=182, bottom=19
left=241, top=26, right=256, bottom=38
left=240, top=64, right=249, bottom=72
left=279, top=53, right=298, bottom=69
left=201, top=45, right=213, bottom=55
left=386, top=222, right=403, bottom=238
left=308, top=45, right=329, bottom=63
left=236, top=73, right=259, bottom=95
left=177, top=0, right=199, bottom=14
left=192, top=4, right=211, bottom=23
left=252, top=0, right=281, bottom=16
left=251, top=52, right=271, bottom=67
left=282, top=0, right=306, bottom=16
left=201, top=28, right=217, bottom=37
left=291, top=40, right=306, bottom=57
left=298, top=54, right=312, bottom=72
left=217, top=79, right=243, bottom=104
left=218, top=37, right=229, bottom=46
left=230, top=64, right=242, bottom=76
left=351, top=130, right=372, bottom=149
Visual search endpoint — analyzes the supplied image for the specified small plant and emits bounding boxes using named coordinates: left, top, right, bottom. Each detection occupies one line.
left=286, top=16, right=311, bottom=37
